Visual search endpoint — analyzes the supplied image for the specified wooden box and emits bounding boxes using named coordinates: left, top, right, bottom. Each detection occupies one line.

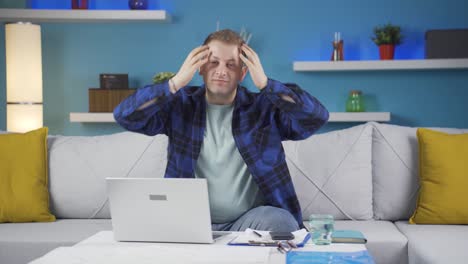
left=88, top=88, right=135, bottom=112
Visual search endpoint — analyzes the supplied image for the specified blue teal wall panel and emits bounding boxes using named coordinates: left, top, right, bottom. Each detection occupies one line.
left=0, top=0, right=467, bottom=135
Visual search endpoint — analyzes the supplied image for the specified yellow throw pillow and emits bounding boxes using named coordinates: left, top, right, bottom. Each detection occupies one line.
left=0, top=127, right=56, bottom=223
left=409, top=128, right=468, bottom=224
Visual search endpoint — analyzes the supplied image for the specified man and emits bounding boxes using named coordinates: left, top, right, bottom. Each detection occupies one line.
left=114, top=29, right=329, bottom=232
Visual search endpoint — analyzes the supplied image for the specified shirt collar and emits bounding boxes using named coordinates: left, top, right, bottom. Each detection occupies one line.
left=234, top=85, right=255, bottom=107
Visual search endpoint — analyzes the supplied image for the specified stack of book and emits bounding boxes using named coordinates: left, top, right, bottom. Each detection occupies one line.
left=332, top=230, right=367, bottom=244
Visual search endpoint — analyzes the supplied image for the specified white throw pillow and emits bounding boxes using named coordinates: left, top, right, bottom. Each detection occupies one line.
left=48, top=132, right=168, bottom=219
left=283, top=123, right=373, bottom=220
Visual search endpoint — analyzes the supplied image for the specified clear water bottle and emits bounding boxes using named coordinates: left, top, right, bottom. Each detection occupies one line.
left=346, top=90, right=365, bottom=112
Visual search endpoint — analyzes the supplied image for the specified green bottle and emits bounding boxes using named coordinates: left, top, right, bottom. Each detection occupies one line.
left=346, top=90, right=365, bottom=112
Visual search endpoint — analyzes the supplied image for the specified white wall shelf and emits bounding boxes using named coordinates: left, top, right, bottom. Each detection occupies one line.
left=70, top=113, right=115, bottom=123
left=0, top=8, right=170, bottom=23
left=293, top=59, right=468, bottom=72
left=70, top=112, right=391, bottom=123
left=329, top=112, right=390, bottom=122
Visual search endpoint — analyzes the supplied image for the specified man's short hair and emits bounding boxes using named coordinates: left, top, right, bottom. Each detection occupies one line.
left=203, top=29, right=245, bottom=47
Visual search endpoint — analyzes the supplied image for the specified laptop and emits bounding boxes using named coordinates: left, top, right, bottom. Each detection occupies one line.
left=106, top=177, right=227, bottom=244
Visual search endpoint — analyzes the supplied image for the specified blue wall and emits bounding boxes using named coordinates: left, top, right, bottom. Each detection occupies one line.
left=1, top=0, right=467, bottom=135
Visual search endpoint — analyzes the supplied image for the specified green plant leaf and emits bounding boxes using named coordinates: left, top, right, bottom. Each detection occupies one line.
left=370, top=23, right=403, bottom=46
left=152, top=72, right=176, bottom=84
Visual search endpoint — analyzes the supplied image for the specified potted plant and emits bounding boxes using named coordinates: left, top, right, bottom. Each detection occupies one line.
left=371, top=23, right=403, bottom=60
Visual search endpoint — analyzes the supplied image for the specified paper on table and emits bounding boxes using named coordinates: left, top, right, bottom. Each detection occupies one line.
left=29, top=244, right=271, bottom=264
left=229, top=228, right=309, bottom=246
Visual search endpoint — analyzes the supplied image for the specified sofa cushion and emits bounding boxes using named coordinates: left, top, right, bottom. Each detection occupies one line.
left=0, top=219, right=112, bottom=264
left=371, top=122, right=468, bottom=221
left=283, top=123, right=373, bottom=220
left=48, top=132, right=168, bottom=219
left=303, top=220, right=408, bottom=264
left=410, top=128, right=468, bottom=224
left=395, top=221, right=468, bottom=264
left=0, top=127, right=55, bottom=223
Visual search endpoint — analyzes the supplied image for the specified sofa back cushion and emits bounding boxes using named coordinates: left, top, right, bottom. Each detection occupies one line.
left=283, top=123, right=373, bottom=220
left=48, top=132, right=168, bottom=219
left=371, top=122, right=468, bottom=221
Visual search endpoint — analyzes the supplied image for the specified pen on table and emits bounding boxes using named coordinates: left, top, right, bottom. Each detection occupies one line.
left=253, top=230, right=263, bottom=238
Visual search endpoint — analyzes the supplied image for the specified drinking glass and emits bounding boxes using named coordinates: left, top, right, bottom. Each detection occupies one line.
left=309, top=214, right=334, bottom=245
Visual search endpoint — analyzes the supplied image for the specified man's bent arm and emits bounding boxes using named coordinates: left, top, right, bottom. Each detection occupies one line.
left=113, top=80, right=176, bottom=136
left=262, top=78, right=329, bottom=140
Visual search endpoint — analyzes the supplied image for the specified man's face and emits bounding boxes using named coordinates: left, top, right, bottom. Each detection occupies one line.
left=199, top=40, right=247, bottom=104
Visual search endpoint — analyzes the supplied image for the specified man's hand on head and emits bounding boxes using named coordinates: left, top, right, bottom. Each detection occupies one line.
left=171, top=45, right=211, bottom=93
left=239, top=44, right=268, bottom=90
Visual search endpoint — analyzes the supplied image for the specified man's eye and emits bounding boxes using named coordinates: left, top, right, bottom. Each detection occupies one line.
left=227, top=63, right=235, bottom=67
left=210, top=61, right=218, bottom=65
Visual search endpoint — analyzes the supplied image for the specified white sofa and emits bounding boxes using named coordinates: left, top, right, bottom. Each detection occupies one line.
left=1, top=122, right=467, bottom=264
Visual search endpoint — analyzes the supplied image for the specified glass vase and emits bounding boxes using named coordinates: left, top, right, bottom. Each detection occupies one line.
left=129, top=0, right=148, bottom=10
left=71, top=0, right=88, bottom=9
left=346, top=90, right=365, bottom=112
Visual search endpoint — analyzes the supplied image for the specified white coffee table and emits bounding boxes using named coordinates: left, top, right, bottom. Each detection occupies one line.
left=30, top=231, right=371, bottom=264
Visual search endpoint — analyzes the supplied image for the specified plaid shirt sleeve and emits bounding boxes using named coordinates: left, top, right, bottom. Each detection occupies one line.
left=113, top=81, right=176, bottom=136
left=260, top=78, right=329, bottom=140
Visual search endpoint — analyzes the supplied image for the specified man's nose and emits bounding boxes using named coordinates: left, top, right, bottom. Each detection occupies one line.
left=215, top=67, right=227, bottom=76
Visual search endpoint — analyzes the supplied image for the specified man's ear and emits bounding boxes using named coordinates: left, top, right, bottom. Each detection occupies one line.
left=239, top=66, right=248, bottom=82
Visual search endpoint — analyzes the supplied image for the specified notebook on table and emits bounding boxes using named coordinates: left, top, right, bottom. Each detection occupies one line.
left=332, top=230, right=367, bottom=244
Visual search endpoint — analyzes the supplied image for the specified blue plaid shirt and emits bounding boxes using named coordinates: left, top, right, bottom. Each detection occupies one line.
left=114, top=78, right=329, bottom=225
